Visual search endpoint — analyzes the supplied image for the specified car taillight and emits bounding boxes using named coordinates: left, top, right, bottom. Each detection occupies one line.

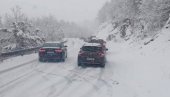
left=55, top=49, right=62, bottom=53
left=98, top=52, right=104, bottom=57
left=39, top=48, right=46, bottom=52
left=78, top=51, right=84, bottom=56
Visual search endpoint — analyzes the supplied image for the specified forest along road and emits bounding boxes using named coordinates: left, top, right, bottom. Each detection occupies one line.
left=0, top=39, right=117, bottom=97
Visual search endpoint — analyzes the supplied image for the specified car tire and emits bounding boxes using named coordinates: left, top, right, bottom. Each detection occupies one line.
left=62, top=55, right=66, bottom=62
left=66, top=52, right=67, bottom=58
left=39, top=58, right=44, bottom=62
left=61, top=58, right=65, bottom=62
left=100, top=65, right=105, bottom=68
left=78, top=63, right=81, bottom=67
left=100, top=63, right=105, bottom=68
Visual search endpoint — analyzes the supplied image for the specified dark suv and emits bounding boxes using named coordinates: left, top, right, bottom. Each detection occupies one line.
left=77, top=43, right=107, bottom=68
left=39, top=42, right=67, bottom=62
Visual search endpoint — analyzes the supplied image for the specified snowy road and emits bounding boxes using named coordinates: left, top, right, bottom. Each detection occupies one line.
left=0, top=38, right=170, bottom=97
left=0, top=39, right=116, bottom=97
left=0, top=59, right=114, bottom=97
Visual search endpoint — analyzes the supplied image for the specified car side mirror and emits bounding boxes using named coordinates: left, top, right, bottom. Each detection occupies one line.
left=105, top=48, right=108, bottom=51
left=64, top=45, right=68, bottom=47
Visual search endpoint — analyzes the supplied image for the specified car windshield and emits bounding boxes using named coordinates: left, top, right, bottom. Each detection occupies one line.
left=82, top=46, right=102, bottom=52
left=42, top=43, right=62, bottom=47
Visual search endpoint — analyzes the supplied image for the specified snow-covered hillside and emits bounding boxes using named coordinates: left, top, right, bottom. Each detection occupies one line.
left=96, top=21, right=170, bottom=55
left=96, top=22, right=170, bottom=97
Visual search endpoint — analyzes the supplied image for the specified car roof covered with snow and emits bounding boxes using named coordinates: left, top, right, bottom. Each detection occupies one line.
left=42, top=42, right=64, bottom=48
left=89, top=38, right=106, bottom=42
left=83, top=43, right=102, bottom=47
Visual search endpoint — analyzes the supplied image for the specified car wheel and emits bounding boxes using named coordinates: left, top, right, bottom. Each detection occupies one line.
left=39, top=58, right=44, bottom=62
left=81, top=64, right=86, bottom=68
left=61, top=56, right=65, bottom=62
left=100, top=63, right=105, bottom=68
left=100, top=65, right=105, bottom=68
left=78, top=62, right=81, bottom=66
left=65, top=52, right=67, bottom=58
left=78, top=60, right=83, bottom=67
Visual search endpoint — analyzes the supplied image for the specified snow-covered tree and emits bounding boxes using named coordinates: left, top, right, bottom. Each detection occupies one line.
left=139, top=0, right=170, bottom=33
left=32, top=15, right=64, bottom=41
left=98, top=0, right=170, bottom=40
left=98, top=0, right=142, bottom=23
left=0, top=6, right=44, bottom=52
left=4, top=5, right=28, bottom=28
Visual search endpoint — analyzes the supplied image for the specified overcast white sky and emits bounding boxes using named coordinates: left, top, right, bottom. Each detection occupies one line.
left=0, top=0, right=109, bottom=23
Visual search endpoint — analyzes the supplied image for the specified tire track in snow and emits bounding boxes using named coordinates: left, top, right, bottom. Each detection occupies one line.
left=79, top=68, right=112, bottom=97
left=0, top=38, right=84, bottom=97
left=0, top=61, right=114, bottom=97
left=57, top=66, right=115, bottom=97
left=81, top=60, right=119, bottom=97
left=25, top=62, right=82, bottom=96
left=0, top=59, right=37, bottom=75
left=33, top=60, right=115, bottom=97
left=46, top=67, right=111, bottom=97
left=34, top=64, right=101, bottom=97
left=35, top=66, right=93, bottom=97
left=0, top=61, right=60, bottom=97
left=0, top=60, right=41, bottom=90
left=0, top=70, right=35, bottom=89
left=98, top=66, right=113, bottom=97
left=0, top=39, right=116, bottom=97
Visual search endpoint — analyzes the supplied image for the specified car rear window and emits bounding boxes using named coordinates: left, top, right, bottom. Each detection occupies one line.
left=89, top=39, right=104, bottom=44
left=43, top=43, right=62, bottom=47
left=82, top=46, right=102, bottom=52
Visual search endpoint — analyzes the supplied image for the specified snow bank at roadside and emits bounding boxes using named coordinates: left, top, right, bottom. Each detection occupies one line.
left=96, top=20, right=170, bottom=97
left=106, top=40, right=170, bottom=97
left=0, top=54, right=38, bottom=72
left=104, top=26, right=170, bottom=97
left=140, top=29, right=170, bottom=55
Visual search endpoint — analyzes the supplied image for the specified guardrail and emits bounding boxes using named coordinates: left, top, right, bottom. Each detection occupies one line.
left=0, top=40, right=68, bottom=61
left=0, top=47, right=41, bottom=61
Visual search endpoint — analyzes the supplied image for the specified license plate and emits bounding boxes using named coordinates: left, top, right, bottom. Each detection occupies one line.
left=87, top=58, right=95, bottom=61
left=47, top=51, right=54, bottom=54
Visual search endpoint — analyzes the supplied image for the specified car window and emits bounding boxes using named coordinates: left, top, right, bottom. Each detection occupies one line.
left=90, top=40, right=99, bottom=43
left=43, top=43, right=61, bottom=47
left=82, top=46, right=102, bottom=52
left=61, top=43, right=64, bottom=47
left=90, top=39, right=104, bottom=44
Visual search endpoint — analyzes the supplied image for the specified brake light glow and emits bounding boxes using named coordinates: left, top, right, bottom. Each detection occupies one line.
left=39, top=48, right=46, bottom=52
left=55, top=49, right=62, bottom=53
left=78, top=51, right=84, bottom=56
left=98, top=52, right=104, bottom=57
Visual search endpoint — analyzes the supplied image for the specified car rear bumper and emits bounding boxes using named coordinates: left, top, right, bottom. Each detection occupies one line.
left=39, top=57, right=63, bottom=60
left=39, top=52, right=64, bottom=58
left=78, top=57, right=105, bottom=65
left=39, top=54, right=64, bottom=61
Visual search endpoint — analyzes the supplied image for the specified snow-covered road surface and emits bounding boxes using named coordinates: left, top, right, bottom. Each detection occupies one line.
left=0, top=39, right=116, bottom=97
left=0, top=38, right=170, bottom=97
